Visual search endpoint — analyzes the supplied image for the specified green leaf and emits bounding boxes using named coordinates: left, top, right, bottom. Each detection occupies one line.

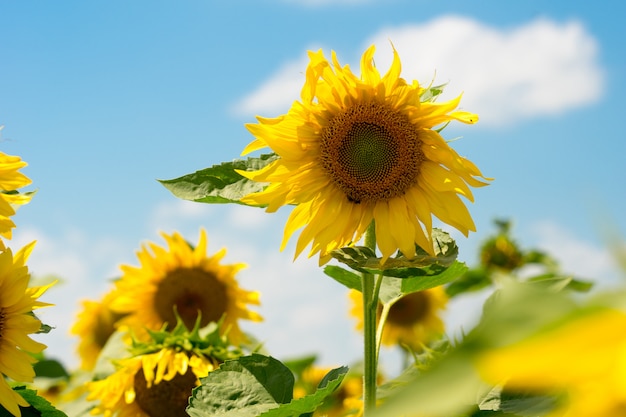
left=323, top=265, right=361, bottom=291
left=498, top=390, right=559, bottom=417
left=401, top=261, right=469, bottom=294
left=34, top=359, right=70, bottom=379
left=159, top=153, right=279, bottom=206
left=187, top=354, right=294, bottom=417
left=445, top=268, right=492, bottom=297
left=526, top=274, right=593, bottom=293
left=0, top=386, right=68, bottom=417
left=377, top=262, right=467, bottom=305
left=330, top=229, right=459, bottom=278
left=259, top=367, right=348, bottom=417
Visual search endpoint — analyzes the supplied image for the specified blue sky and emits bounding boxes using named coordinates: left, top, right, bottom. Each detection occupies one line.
left=1, top=0, right=625, bottom=371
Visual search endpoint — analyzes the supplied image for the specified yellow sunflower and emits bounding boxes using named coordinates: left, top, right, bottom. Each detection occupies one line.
left=87, top=348, right=216, bottom=417
left=109, top=229, right=262, bottom=346
left=70, top=290, right=127, bottom=371
left=476, top=308, right=626, bottom=417
left=0, top=242, right=54, bottom=417
left=349, top=286, right=447, bottom=351
left=238, top=45, right=491, bottom=263
left=0, top=150, right=33, bottom=240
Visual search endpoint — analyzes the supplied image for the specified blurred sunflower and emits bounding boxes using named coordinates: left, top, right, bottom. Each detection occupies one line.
left=0, top=150, right=33, bottom=240
left=70, top=290, right=127, bottom=371
left=110, top=229, right=261, bottom=346
left=0, top=242, right=54, bottom=417
left=476, top=308, right=626, bottom=417
left=238, top=45, right=491, bottom=263
left=349, top=286, right=447, bottom=351
left=87, top=348, right=216, bottom=417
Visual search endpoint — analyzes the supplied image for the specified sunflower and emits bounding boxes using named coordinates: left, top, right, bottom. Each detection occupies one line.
left=238, top=45, right=491, bottom=263
left=70, top=290, right=127, bottom=371
left=0, top=150, right=33, bottom=240
left=109, top=229, right=261, bottom=346
left=0, top=242, right=53, bottom=417
left=349, top=286, right=447, bottom=351
left=87, top=348, right=216, bottom=417
left=476, top=308, right=626, bottom=417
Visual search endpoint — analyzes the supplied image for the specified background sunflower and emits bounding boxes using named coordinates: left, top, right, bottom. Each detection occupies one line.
left=109, top=229, right=261, bottom=346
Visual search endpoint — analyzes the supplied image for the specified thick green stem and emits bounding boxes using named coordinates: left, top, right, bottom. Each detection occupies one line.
left=362, top=221, right=377, bottom=414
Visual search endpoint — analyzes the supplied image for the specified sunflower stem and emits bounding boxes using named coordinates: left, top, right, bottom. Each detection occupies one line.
left=362, top=221, right=378, bottom=415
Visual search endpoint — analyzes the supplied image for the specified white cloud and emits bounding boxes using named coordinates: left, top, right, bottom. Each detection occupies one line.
left=234, top=15, right=604, bottom=126
left=531, top=220, right=622, bottom=288
left=234, top=56, right=308, bottom=118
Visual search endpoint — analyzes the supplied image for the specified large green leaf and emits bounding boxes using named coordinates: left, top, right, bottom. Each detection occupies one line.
left=329, top=229, right=458, bottom=278
left=187, top=354, right=294, bottom=417
left=159, top=153, right=278, bottom=206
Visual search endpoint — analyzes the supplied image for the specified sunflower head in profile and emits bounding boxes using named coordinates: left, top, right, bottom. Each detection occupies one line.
left=349, top=286, right=447, bottom=351
left=87, top=318, right=242, bottom=417
left=109, top=229, right=261, bottom=346
left=70, top=290, right=127, bottom=371
left=238, top=45, right=491, bottom=263
left=0, top=242, right=54, bottom=417
left=0, top=150, right=33, bottom=240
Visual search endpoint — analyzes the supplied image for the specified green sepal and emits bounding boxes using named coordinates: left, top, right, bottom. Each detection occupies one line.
left=158, top=153, right=279, bottom=206
left=0, top=386, right=67, bottom=417
left=186, top=354, right=294, bottom=417
left=329, top=229, right=458, bottom=279
left=420, top=82, right=447, bottom=103
left=129, top=314, right=245, bottom=363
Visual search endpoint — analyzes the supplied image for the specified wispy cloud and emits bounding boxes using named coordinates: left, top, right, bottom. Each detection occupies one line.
left=531, top=220, right=622, bottom=288
left=233, top=15, right=604, bottom=126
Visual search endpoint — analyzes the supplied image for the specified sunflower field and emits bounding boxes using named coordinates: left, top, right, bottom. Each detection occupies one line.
left=1, top=44, right=625, bottom=417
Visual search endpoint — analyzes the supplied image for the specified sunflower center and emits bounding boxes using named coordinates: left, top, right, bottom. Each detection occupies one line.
left=0, top=309, right=5, bottom=341
left=320, top=102, right=424, bottom=203
left=134, top=365, right=198, bottom=417
left=154, top=267, right=228, bottom=330
left=94, top=310, right=125, bottom=350
left=387, top=291, right=430, bottom=326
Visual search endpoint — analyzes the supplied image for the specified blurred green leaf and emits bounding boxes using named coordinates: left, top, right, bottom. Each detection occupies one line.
left=159, top=153, right=278, bottom=206
left=34, top=359, right=69, bottom=379
left=446, top=268, right=492, bottom=297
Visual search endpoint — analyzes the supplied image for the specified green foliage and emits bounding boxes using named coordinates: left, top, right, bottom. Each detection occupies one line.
left=34, top=359, right=70, bottom=379
left=0, top=387, right=67, bottom=417
left=330, top=228, right=458, bottom=278
left=187, top=354, right=293, bottom=417
left=187, top=354, right=348, bottom=417
left=159, top=153, right=279, bottom=206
